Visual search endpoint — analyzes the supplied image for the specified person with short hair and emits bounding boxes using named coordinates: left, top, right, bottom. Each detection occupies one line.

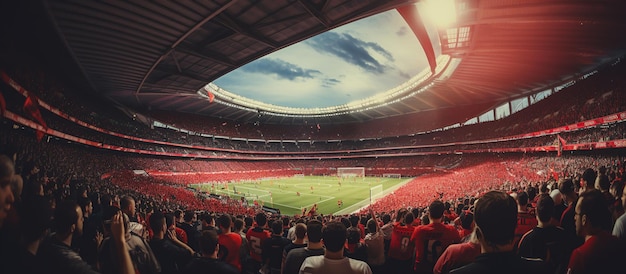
left=513, top=191, right=537, bottom=248
left=579, top=168, right=596, bottom=194
left=299, top=221, right=372, bottom=274
left=612, top=181, right=626, bottom=240
left=120, top=196, right=137, bottom=222
left=517, top=194, right=568, bottom=274
left=217, top=213, right=244, bottom=272
left=568, top=189, right=623, bottom=274
left=364, top=208, right=385, bottom=274
left=410, top=200, right=461, bottom=273
left=262, top=220, right=290, bottom=274
left=450, top=191, right=547, bottom=274
left=387, top=210, right=416, bottom=274
left=283, top=222, right=307, bottom=271
left=149, top=211, right=194, bottom=274
left=185, top=230, right=239, bottom=274
left=38, top=200, right=136, bottom=274
left=283, top=219, right=325, bottom=274
left=246, top=212, right=272, bottom=273
left=179, top=210, right=200, bottom=252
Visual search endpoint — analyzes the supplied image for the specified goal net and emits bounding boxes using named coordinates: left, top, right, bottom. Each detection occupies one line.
left=382, top=173, right=401, bottom=179
left=370, top=185, right=383, bottom=203
left=337, top=167, right=365, bottom=178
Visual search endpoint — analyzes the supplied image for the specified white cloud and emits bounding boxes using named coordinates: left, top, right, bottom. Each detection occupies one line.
left=213, top=9, right=438, bottom=108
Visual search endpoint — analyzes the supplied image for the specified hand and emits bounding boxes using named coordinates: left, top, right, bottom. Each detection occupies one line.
left=94, top=231, right=104, bottom=247
left=167, top=229, right=178, bottom=241
left=110, top=212, right=125, bottom=243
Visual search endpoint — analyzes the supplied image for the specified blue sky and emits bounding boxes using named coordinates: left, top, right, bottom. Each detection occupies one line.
left=213, top=8, right=441, bottom=108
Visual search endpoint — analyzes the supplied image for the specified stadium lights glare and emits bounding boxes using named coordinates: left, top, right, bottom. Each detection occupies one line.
left=423, top=0, right=457, bottom=29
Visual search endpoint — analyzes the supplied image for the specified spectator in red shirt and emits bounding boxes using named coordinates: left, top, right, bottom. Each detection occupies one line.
left=411, top=200, right=461, bottom=273
left=387, top=209, right=416, bottom=274
left=512, top=191, right=537, bottom=248
left=246, top=212, right=271, bottom=273
left=217, top=213, right=243, bottom=272
left=450, top=191, right=547, bottom=274
left=433, top=232, right=480, bottom=274
left=568, top=189, right=624, bottom=274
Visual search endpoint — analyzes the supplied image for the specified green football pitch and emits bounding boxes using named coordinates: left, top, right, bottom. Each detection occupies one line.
left=190, top=176, right=411, bottom=215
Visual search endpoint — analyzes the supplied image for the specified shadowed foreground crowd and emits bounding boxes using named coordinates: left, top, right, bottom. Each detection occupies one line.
left=1, top=153, right=625, bottom=274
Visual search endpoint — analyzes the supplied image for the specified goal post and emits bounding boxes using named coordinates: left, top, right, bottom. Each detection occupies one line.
left=337, top=167, right=365, bottom=178
left=370, top=185, right=383, bottom=203
left=382, top=173, right=401, bottom=179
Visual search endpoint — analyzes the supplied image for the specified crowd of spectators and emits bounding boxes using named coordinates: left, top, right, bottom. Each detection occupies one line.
left=2, top=56, right=626, bottom=160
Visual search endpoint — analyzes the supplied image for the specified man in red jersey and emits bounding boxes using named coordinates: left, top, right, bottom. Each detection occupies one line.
left=512, top=191, right=537, bottom=248
left=387, top=209, right=416, bottom=274
left=246, top=212, right=271, bottom=273
left=567, top=189, right=624, bottom=274
left=218, top=213, right=244, bottom=272
left=411, top=200, right=461, bottom=273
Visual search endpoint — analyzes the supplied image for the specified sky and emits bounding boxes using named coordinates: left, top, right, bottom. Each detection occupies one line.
left=213, top=7, right=441, bottom=108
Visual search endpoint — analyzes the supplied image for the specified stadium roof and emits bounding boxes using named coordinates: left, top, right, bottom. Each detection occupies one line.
left=6, top=0, right=626, bottom=130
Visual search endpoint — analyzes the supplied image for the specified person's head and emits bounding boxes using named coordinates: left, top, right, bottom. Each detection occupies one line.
left=244, top=216, right=254, bottom=228
left=382, top=213, right=391, bottom=224
left=174, top=209, right=183, bottom=222
left=403, top=212, right=414, bottom=226
left=0, top=155, right=16, bottom=226
left=202, top=212, right=215, bottom=228
left=429, top=200, right=445, bottom=220
left=581, top=168, right=596, bottom=190
left=474, top=191, right=518, bottom=249
left=558, top=178, right=576, bottom=197
left=294, top=223, right=307, bottom=240
left=184, top=210, right=196, bottom=223
left=575, top=189, right=612, bottom=237
left=322, top=221, right=347, bottom=252
left=550, top=189, right=562, bottom=205
left=594, top=175, right=610, bottom=191
left=411, top=208, right=421, bottom=221
left=535, top=194, right=554, bottom=224
left=346, top=227, right=361, bottom=244
left=515, top=191, right=529, bottom=208
left=54, top=200, right=83, bottom=238
left=77, top=196, right=93, bottom=217
left=609, top=180, right=624, bottom=200
left=271, top=220, right=283, bottom=235
left=255, top=212, right=267, bottom=227
left=217, top=213, right=232, bottom=231
left=234, top=218, right=245, bottom=233
left=306, top=219, right=323, bottom=243
left=120, top=196, right=135, bottom=217
left=460, top=210, right=474, bottom=230
left=396, top=208, right=408, bottom=222
left=366, top=219, right=377, bottom=234
left=199, top=230, right=220, bottom=257
left=349, top=214, right=359, bottom=227
left=165, top=213, right=176, bottom=230
left=149, top=211, right=166, bottom=234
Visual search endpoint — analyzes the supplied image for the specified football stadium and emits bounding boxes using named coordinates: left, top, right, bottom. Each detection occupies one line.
left=1, top=1, right=626, bottom=273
